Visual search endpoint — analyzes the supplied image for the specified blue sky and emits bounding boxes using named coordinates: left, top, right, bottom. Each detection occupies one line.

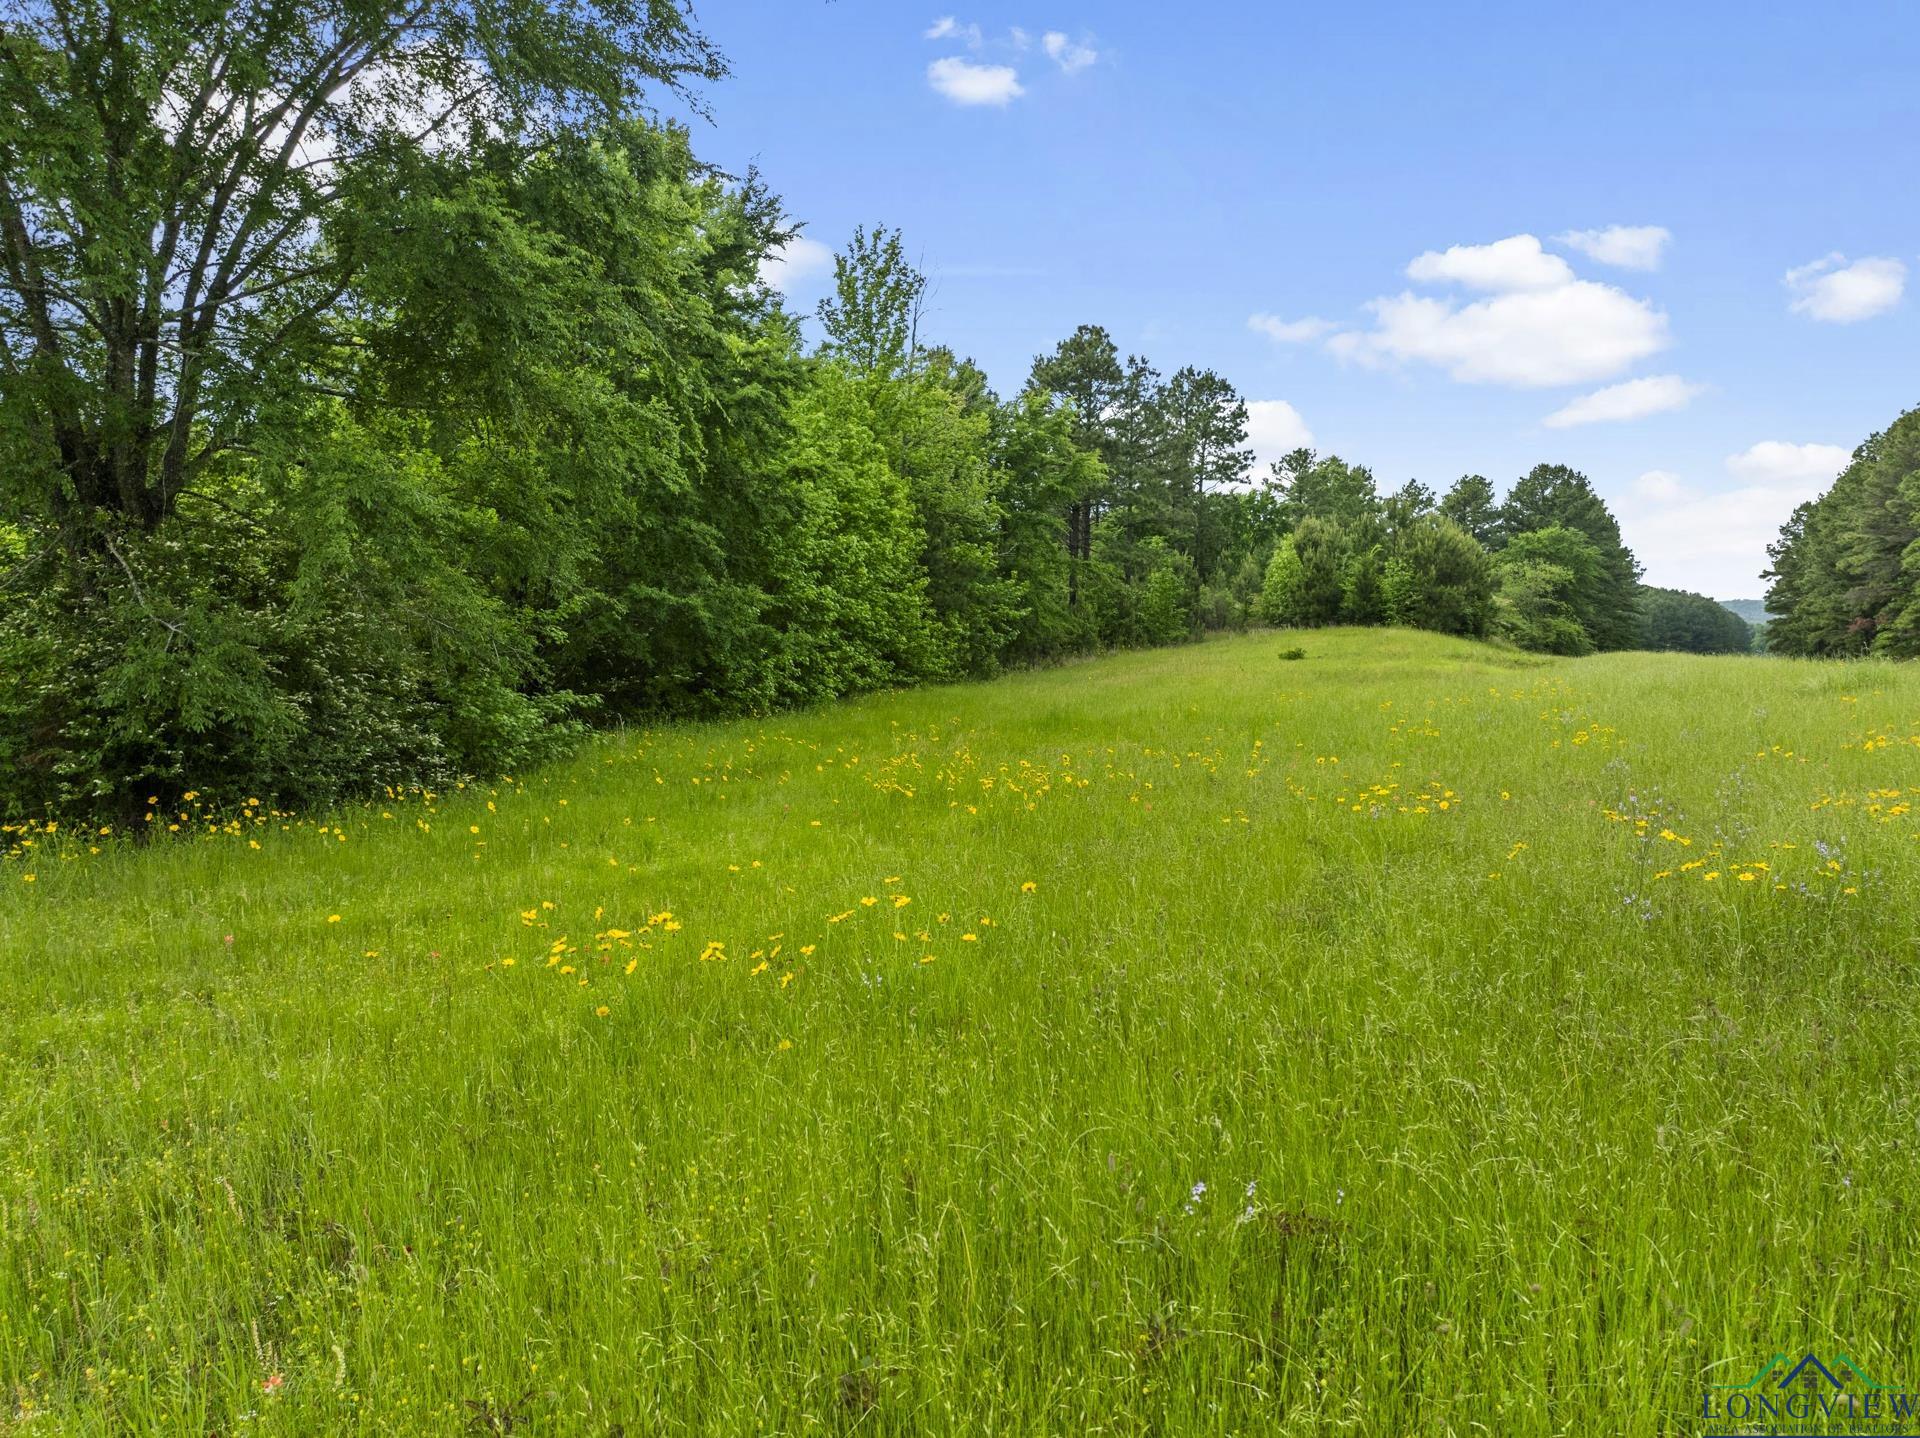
left=676, top=2, right=1918, bottom=599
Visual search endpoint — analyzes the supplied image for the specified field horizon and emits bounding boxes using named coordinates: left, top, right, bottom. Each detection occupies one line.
left=5, top=626, right=1918, bottom=1435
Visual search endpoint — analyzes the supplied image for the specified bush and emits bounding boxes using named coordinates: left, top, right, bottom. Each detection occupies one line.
left=1196, top=583, right=1246, bottom=632
left=1389, top=515, right=1495, bottom=637
left=1136, top=544, right=1197, bottom=645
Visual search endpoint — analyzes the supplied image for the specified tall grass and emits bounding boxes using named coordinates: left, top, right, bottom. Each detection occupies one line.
left=3, top=628, right=1917, bottom=1434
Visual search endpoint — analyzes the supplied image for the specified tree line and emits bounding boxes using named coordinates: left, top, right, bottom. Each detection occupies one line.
left=1764, top=405, right=1920, bottom=656
left=0, top=0, right=1748, bottom=821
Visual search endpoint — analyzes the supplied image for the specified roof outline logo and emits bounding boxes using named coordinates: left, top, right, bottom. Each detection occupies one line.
left=1710, top=1351, right=1902, bottom=1393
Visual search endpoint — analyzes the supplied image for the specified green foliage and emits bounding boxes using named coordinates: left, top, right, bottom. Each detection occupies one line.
left=1637, top=587, right=1753, bottom=655
left=0, top=0, right=723, bottom=536
left=816, top=225, right=927, bottom=382
left=1498, top=465, right=1642, bottom=650
left=1255, top=539, right=1304, bottom=626
left=1257, top=516, right=1347, bottom=627
left=1340, top=542, right=1387, bottom=625
left=1387, top=514, right=1495, bottom=637
left=1439, top=474, right=1502, bottom=547
left=764, top=366, right=936, bottom=700
left=1765, top=406, right=1920, bottom=657
left=1273, top=450, right=1380, bottom=531
left=1493, top=525, right=1606, bottom=655
left=1135, top=540, right=1198, bottom=645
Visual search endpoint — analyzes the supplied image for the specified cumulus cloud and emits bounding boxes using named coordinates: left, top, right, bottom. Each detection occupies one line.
left=1784, top=254, right=1906, bottom=323
left=1329, top=285, right=1669, bottom=388
left=1320, top=234, right=1670, bottom=387
left=759, top=236, right=833, bottom=293
left=1618, top=444, right=1852, bottom=596
left=927, top=56, right=1024, bottom=106
left=1244, top=400, right=1315, bottom=474
left=1556, top=225, right=1671, bottom=270
left=1724, top=440, right=1854, bottom=486
left=1405, top=235, right=1575, bottom=292
left=1248, top=313, right=1336, bottom=344
left=1540, top=374, right=1706, bottom=429
left=1042, top=31, right=1098, bottom=74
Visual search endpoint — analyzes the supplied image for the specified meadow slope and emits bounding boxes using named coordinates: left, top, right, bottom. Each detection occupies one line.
left=4, top=628, right=1919, bottom=1435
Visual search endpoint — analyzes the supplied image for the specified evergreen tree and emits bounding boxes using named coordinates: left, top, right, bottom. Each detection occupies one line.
left=1499, top=465, right=1642, bottom=649
left=1439, top=474, right=1501, bottom=547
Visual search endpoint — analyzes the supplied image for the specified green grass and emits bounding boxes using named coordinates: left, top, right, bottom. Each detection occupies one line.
left=5, top=627, right=1919, bottom=1435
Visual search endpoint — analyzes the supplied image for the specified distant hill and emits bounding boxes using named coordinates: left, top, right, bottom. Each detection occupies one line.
left=1718, top=598, right=1773, bottom=623
left=1638, top=586, right=1753, bottom=654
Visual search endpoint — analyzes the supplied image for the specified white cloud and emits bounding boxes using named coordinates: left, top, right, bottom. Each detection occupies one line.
left=1540, top=374, right=1706, bottom=429
left=924, top=16, right=981, bottom=44
left=1633, top=469, right=1684, bottom=501
left=1324, top=235, right=1670, bottom=386
left=927, top=56, right=1023, bottom=106
left=1618, top=443, right=1852, bottom=596
left=1042, top=31, right=1098, bottom=74
left=1244, top=400, right=1315, bottom=474
left=1248, top=312, right=1336, bottom=344
left=1617, top=480, right=1793, bottom=597
left=1724, top=440, right=1853, bottom=486
left=759, top=236, right=833, bottom=293
left=1556, top=225, right=1671, bottom=271
left=1404, top=234, right=1574, bottom=292
left=1784, top=254, right=1906, bottom=323
left=1329, top=281, right=1670, bottom=387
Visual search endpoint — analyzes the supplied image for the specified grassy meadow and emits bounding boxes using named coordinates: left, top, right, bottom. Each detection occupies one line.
left=5, top=627, right=1920, bottom=1435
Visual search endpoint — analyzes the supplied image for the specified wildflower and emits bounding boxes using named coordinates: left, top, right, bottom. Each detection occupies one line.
left=780, top=971, right=795, bottom=988
left=595, top=1006, right=609, bottom=1018
left=326, top=913, right=341, bottom=923
left=1021, top=881, right=1036, bottom=893
left=961, top=932, right=977, bottom=942
left=860, top=896, right=878, bottom=907
left=777, top=1038, right=793, bottom=1051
